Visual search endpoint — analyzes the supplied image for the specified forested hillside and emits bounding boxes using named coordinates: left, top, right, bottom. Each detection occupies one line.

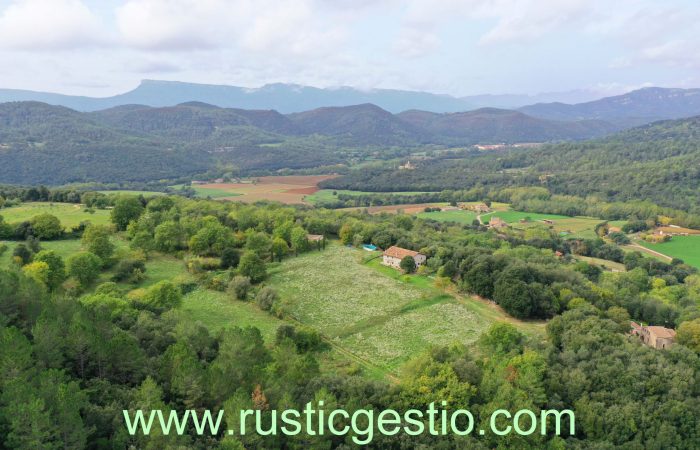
left=1, top=193, right=700, bottom=447
left=325, top=115, right=700, bottom=214
left=0, top=100, right=623, bottom=185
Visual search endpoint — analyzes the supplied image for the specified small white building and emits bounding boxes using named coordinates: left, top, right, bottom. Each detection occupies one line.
left=382, top=246, right=426, bottom=269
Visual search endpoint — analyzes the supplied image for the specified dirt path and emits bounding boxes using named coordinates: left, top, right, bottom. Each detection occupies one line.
left=477, top=211, right=495, bottom=225
left=625, top=243, right=673, bottom=261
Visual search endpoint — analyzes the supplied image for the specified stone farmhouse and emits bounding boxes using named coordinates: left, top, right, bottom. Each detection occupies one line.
left=630, top=322, right=676, bottom=349
left=489, top=217, right=508, bottom=229
left=382, top=246, right=426, bottom=269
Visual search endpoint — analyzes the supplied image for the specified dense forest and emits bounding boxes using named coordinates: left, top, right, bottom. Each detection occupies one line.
left=2, top=193, right=700, bottom=447
left=0, top=100, right=623, bottom=185
left=323, top=115, right=700, bottom=215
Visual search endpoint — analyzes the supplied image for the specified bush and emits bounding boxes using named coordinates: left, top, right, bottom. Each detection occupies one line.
left=12, top=244, right=32, bottom=265
left=138, top=280, right=182, bottom=312
left=228, top=275, right=251, bottom=300
left=29, top=214, right=63, bottom=239
left=400, top=255, right=417, bottom=273
left=238, top=251, right=266, bottom=283
left=112, top=258, right=147, bottom=283
left=608, top=231, right=631, bottom=245
left=255, top=287, right=278, bottom=311
left=221, top=248, right=240, bottom=269
left=67, top=252, right=102, bottom=288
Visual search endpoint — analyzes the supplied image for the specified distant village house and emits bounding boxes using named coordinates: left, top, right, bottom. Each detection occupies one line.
left=489, top=217, right=508, bottom=229
left=630, top=322, right=676, bottom=349
left=465, top=203, right=491, bottom=213
left=382, top=246, right=426, bottom=269
left=399, top=160, right=416, bottom=170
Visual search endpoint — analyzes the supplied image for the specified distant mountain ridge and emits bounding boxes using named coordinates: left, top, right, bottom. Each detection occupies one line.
left=519, top=87, right=700, bottom=127
left=0, top=79, right=614, bottom=114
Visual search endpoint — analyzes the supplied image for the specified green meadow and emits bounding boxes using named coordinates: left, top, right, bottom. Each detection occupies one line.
left=267, top=243, right=541, bottom=373
left=0, top=202, right=110, bottom=228
left=638, top=235, right=700, bottom=269
left=416, top=209, right=478, bottom=224
left=305, top=189, right=435, bottom=205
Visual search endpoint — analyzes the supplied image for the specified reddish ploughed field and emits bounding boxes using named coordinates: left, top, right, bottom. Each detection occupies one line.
left=198, top=175, right=337, bottom=204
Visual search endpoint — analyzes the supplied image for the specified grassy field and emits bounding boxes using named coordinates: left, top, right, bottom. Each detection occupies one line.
left=98, top=190, right=165, bottom=196
left=187, top=186, right=243, bottom=199
left=305, top=189, right=436, bottom=205
left=267, top=243, right=542, bottom=373
left=638, top=236, right=700, bottom=268
left=487, top=210, right=625, bottom=239
left=575, top=255, right=626, bottom=272
left=416, top=209, right=478, bottom=224
left=181, top=289, right=284, bottom=341
left=0, top=239, right=84, bottom=267
left=489, top=210, right=571, bottom=223
left=0, top=202, right=110, bottom=227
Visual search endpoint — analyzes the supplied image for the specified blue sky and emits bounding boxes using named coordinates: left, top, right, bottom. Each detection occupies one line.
left=0, top=0, right=698, bottom=97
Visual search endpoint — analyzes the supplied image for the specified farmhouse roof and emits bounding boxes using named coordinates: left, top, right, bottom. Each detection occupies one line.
left=489, top=217, right=508, bottom=227
left=383, top=246, right=422, bottom=259
left=646, top=326, right=676, bottom=339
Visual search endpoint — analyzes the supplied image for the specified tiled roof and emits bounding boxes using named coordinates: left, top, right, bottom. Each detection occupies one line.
left=646, top=326, right=676, bottom=339
left=383, top=246, right=422, bottom=259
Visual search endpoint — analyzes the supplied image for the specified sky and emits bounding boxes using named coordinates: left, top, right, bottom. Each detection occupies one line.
left=0, top=0, right=698, bottom=98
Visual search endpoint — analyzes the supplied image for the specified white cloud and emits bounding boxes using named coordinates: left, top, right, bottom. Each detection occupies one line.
left=115, top=0, right=347, bottom=57
left=476, top=0, right=590, bottom=45
left=0, top=0, right=107, bottom=50
left=393, top=29, right=440, bottom=58
left=115, top=0, right=229, bottom=50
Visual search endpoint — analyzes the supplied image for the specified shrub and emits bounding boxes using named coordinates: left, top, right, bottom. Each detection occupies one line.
left=29, top=214, right=63, bottom=239
left=228, top=275, right=251, bottom=300
left=112, top=258, right=147, bottom=283
left=400, top=255, right=417, bottom=273
left=238, top=251, right=266, bottom=283
left=12, top=244, right=32, bottom=265
left=67, top=252, right=102, bottom=287
left=139, top=280, right=182, bottom=312
left=33, top=250, right=66, bottom=290
left=255, top=287, right=278, bottom=311
left=82, top=224, right=115, bottom=262
left=221, top=248, right=240, bottom=269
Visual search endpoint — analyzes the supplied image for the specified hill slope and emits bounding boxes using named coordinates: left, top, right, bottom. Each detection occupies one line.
left=0, top=102, right=210, bottom=184
left=323, top=115, right=700, bottom=212
left=519, top=87, right=700, bottom=126
left=397, top=108, right=617, bottom=143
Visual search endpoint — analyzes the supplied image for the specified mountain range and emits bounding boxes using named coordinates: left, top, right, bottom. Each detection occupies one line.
left=519, top=87, right=700, bottom=127
left=0, top=79, right=648, bottom=113
left=2, top=82, right=700, bottom=186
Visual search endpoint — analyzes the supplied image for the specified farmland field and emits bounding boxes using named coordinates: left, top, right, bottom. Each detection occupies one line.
left=305, top=189, right=436, bottom=205
left=97, top=190, right=165, bottom=196
left=181, top=175, right=337, bottom=204
left=638, top=236, right=700, bottom=269
left=0, top=202, right=110, bottom=227
left=416, top=209, right=478, bottom=224
left=489, top=210, right=571, bottom=223
left=487, top=210, right=625, bottom=239
left=267, top=243, right=541, bottom=373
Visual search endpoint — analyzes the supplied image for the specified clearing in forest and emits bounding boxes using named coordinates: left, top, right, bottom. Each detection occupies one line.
left=267, top=243, right=542, bottom=373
